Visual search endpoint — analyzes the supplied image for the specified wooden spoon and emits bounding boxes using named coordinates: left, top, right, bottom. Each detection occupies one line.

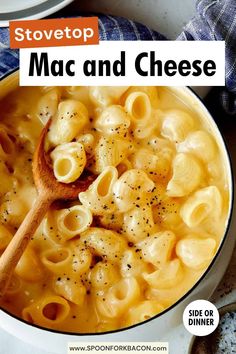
left=0, top=119, right=95, bottom=296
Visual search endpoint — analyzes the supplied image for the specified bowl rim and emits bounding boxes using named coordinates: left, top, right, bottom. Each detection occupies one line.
left=0, top=0, right=75, bottom=27
left=0, top=69, right=234, bottom=337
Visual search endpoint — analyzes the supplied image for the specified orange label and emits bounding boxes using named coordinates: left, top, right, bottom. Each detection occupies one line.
left=10, top=17, right=99, bottom=49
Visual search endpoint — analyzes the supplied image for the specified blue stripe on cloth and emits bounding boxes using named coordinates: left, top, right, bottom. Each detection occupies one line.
left=178, top=0, right=236, bottom=115
left=94, top=13, right=165, bottom=41
left=0, top=27, right=10, bottom=48
left=0, top=49, right=19, bottom=77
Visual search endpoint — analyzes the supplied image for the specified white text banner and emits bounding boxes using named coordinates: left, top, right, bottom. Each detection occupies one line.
left=20, top=41, right=225, bottom=86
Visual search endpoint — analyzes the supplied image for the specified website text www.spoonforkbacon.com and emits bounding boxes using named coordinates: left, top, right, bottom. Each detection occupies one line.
left=68, top=342, right=168, bottom=354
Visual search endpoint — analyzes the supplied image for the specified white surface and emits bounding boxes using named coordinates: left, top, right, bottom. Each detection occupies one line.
left=0, top=327, right=189, bottom=354
left=0, top=0, right=48, bottom=13
left=0, top=329, right=51, bottom=354
left=0, top=0, right=74, bottom=27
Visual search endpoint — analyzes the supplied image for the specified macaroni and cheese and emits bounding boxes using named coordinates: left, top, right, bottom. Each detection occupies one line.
left=0, top=85, right=229, bottom=333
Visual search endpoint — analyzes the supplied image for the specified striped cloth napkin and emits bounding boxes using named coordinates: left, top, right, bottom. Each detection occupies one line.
left=0, top=0, right=235, bottom=115
left=178, top=0, right=236, bottom=115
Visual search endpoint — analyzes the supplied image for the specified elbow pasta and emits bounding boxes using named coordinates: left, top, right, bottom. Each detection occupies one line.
left=41, top=247, right=74, bottom=274
left=54, top=276, right=86, bottom=306
left=80, top=227, right=127, bottom=263
left=96, top=277, right=140, bottom=318
left=123, top=206, right=155, bottom=242
left=139, top=231, right=176, bottom=267
left=178, top=130, right=217, bottom=162
left=47, top=99, right=89, bottom=146
left=180, top=185, right=222, bottom=227
left=167, top=153, right=203, bottom=197
left=4, top=274, right=22, bottom=296
left=125, top=92, right=154, bottom=139
left=0, top=125, right=15, bottom=158
left=51, top=142, right=86, bottom=183
left=90, top=262, right=120, bottom=289
left=95, top=105, right=130, bottom=137
left=55, top=205, right=92, bottom=240
left=22, top=294, right=70, bottom=327
left=143, top=259, right=183, bottom=289
left=120, top=250, right=150, bottom=278
left=89, top=86, right=129, bottom=107
left=161, top=109, right=195, bottom=143
left=113, top=169, right=155, bottom=213
left=0, top=86, right=229, bottom=333
left=79, top=166, right=118, bottom=215
left=176, top=238, right=216, bottom=270
left=15, top=247, right=44, bottom=282
left=124, top=300, right=164, bottom=327
left=130, top=148, right=172, bottom=181
left=90, top=136, right=134, bottom=174
left=36, top=87, right=61, bottom=125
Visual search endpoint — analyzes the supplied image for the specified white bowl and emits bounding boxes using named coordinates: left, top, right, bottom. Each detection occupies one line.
left=0, top=0, right=74, bottom=27
left=0, top=70, right=235, bottom=354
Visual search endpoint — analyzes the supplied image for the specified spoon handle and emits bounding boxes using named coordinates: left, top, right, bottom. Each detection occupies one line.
left=0, top=193, right=53, bottom=297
